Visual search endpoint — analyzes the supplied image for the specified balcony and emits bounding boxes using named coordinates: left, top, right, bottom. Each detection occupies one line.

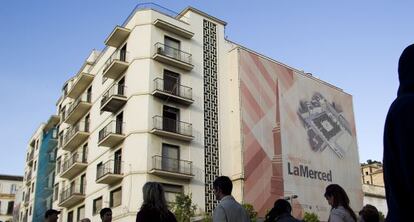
left=44, top=115, right=60, bottom=133
left=104, top=26, right=131, bottom=48
left=153, top=43, right=193, bottom=71
left=96, top=160, right=123, bottom=185
left=25, top=171, right=32, bottom=185
left=150, top=116, right=193, bottom=141
left=101, top=84, right=127, bottom=113
left=27, top=151, right=34, bottom=166
left=67, top=72, right=94, bottom=99
left=102, top=50, right=130, bottom=79
left=24, top=193, right=30, bottom=206
left=60, top=152, right=88, bottom=179
left=149, top=155, right=193, bottom=180
left=64, top=92, right=92, bottom=125
left=62, top=121, right=90, bottom=152
left=152, top=78, right=193, bottom=105
left=153, top=19, right=194, bottom=39
left=98, top=121, right=125, bottom=147
left=59, top=182, right=86, bottom=208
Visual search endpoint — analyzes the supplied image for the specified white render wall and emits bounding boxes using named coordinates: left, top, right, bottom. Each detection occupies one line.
left=52, top=7, right=230, bottom=221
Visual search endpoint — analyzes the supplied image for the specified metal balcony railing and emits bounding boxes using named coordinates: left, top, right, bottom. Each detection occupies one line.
left=96, top=159, right=123, bottom=180
left=98, top=121, right=125, bottom=142
left=61, top=152, right=87, bottom=173
left=101, top=84, right=126, bottom=106
left=152, top=155, right=192, bottom=175
left=27, top=151, right=34, bottom=162
left=102, top=50, right=130, bottom=73
left=63, top=121, right=89, bottom=145
left=65, top=92, right=92, bottom=118
left=154, top=42, right=192, bottom=64
left=26, top=171, right=32, bottom=182
left=24, top=193, right=30, bottom=204
left=152, top=116, right=192, bottom=137
left=153, top=78, right=192, bottom=100
left=59, top=182, right=86, bottom=204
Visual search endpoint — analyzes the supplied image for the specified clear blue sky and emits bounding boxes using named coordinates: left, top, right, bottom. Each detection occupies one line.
left=1, top=0, right=413, bottom=175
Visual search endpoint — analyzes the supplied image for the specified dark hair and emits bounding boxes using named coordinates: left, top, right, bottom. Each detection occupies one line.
left=324, top=184, right=357, bottom=221
left=44, top=209, right=60, bottom=219
left=140, top=182, right=170, bottom=220
left=99, top=208, right=112, bottom=218
left=213, top=176, right=233, bottom=195
left=264, top=199, right=292, bottom=222
left=359, top=204, right=380, bottom=222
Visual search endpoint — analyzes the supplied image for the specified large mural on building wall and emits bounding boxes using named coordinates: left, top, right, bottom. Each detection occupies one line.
left=239, top=49, right=362, bottom=220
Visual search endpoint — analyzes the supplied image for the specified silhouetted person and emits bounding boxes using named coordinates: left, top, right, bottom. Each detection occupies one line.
left=324, top=184, right=356, bottom=222
left=100, top=208, right=112, bottom=222
left=136, top=182, right=177, bottom=222
left=383, top=43, right=414, bottom=222
left=358, top=204, right=379, bottom=222
left=44, top=209, right=60, bottom=222
left=212, top=176, right=250, bottom=222
left=264, top=199, right=301, bottom=222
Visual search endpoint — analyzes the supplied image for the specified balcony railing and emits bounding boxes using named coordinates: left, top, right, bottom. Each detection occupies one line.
left=153, top=78, right=193, bottom=105
left=150, top=155, right=193, bottom=179
left=102, top=50, right=130, bottom=79
left=62, top=121, right=90, bottom=151
left=59, top=182, right=86, bottom=207
left=98, top=121, right=125, bottom=147
left=64, top=92, right=92, bottom=124
left=151, top=116, right=193, bottom=141
left=153, top=43, right=192, bottom=70
left=96, top=160, right=123, bottom=184
left=67, top=71, right=94, bottom=99
left=101, top=84, right=127, bottom=113
left=60, top=152, right=88, bottom=179
left=25, top=171, right=32, bottom=184
left=27, top=151, right=34, bottom=165
left=24, top=193, right=30, bottom=205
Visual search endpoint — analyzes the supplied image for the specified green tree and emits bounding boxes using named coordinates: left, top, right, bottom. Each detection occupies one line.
left=242, top=203, right=258, bottom=222
left=171, top=193, right=197, bottom=222
left=303, top=212, right=320, bottom=222
left=378, top=211, right=385, bottom=222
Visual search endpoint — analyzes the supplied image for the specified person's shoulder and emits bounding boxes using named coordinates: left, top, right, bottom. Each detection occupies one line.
left=389, top=95, right=414, bottom=114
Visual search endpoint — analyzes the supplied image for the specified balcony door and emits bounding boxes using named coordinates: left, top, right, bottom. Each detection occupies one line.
left=162, top=144, right=179, bottom=172
left=164, top=36, right=180, bottom=59
left=163, top=106, right=179, bottom=133
left=116, top=112, right=123, bottom=134
left=80, top=174, right=86, bottom=194
left=164, top=70, right=180, bottom=96
left=120, top=44, right=127, bottom=62
left=114, top=149, right=122, bottom=174
left=117, top=77, right=125, bottom=96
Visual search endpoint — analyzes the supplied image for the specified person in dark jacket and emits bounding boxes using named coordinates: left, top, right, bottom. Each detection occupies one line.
left=136, top=182, right=177, bottom=222
left=383, top=44, right=414, bottom=222
left=264, top=199, right=300, bottom=222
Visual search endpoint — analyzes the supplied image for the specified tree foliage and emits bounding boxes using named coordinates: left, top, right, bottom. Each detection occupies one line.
left=242, top=203, right=258, bottom=222
left=171, top=193, right=197, bottom=222
left=303, top=212, right=320, bottom=222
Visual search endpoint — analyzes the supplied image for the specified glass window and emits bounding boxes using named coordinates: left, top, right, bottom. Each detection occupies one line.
left=110, top=187, right=122, bottom=208
left=77, top=205, right=85, bottom=222
left=162, top=183, right=183, bottom=203
left=67, top=211, right=73, bottom=222
left=93, top=197, right=103, bottom=215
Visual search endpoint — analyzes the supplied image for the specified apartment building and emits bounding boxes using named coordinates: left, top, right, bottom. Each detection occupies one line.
left=22, top=3, right=362, bottom=221
left=19, top=117, right=59, bottom=222
left=361, top=161, right=387, bottom=215
left=0, top=175, right=23, bottom=222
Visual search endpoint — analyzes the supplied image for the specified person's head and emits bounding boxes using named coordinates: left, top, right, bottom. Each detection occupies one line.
left=99, top=208, right=112, bottom=222
left=398, top=44, right=414, bottom=96
left=324, top=184, right=357, bottom=221
left=359, top=204, right=380, bottom=222
left=264, top=199, right=292, bottom=222
left=141, top=182, right=170, bottom=219
left=44, top=209, right=60, bottom=222
left=213, top=176, right=233, bottom=200
left=80, top=219, right=91, bottom=222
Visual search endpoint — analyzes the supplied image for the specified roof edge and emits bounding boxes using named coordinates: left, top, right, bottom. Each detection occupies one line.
left=178, top=7, right=227, bottom=26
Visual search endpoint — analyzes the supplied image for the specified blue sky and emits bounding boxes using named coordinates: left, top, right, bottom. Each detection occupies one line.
left=0, top=0, right=412, bottom=175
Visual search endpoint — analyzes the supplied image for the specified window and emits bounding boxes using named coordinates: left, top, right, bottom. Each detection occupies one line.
left=162, top=143, right=180, bottom=172
left=7, top=201, right=13, bottom=215
left=365, top=171, right=368, bottom=175
left=164, top=36, right=180, bottom=59
left=63, top=84, right=68, bottom=97
left=56, top=156, right=62, bottom=174
left=163, top=106, right=180, bottom=133
left=110, top=187, right=122, bottom=208
left=29, top=206, right=32, bottom=215
left=162, top=184, right=183, bottom=203
left=163, top=70, right=180, bottom=96
left=366, top=181, right=370, bottom=184
left=58, top=131, right=64, bottom=147
left=33, top=160, right=37, bottom=171
left=31, top=183, right=34, bottom=193
left=114, top=149, right=122, bottom=174
left=10, top=184, right=17, bottom=194
left=93, top=197, right=103, bottom=215
left=67, top=211, right=73, bottom=222
left=53, top=184, right=59, bottom=201
left=77, top=206, right=85, bottom=222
